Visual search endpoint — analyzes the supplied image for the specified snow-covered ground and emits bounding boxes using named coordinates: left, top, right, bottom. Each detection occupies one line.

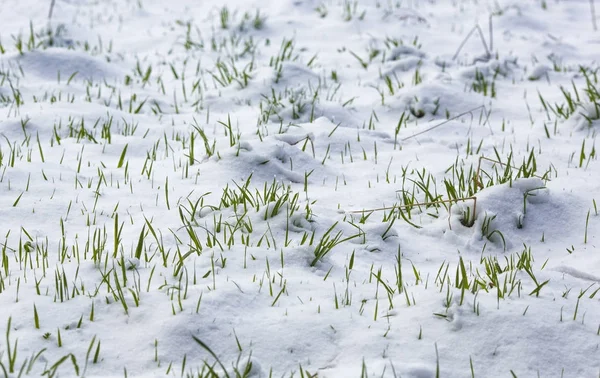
left=1, top=0, right=599, bottom=376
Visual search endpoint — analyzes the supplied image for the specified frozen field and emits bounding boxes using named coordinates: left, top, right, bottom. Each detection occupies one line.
left=1, top=0, right=599, bottom=376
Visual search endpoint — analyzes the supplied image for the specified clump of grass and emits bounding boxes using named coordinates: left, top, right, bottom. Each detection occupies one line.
left=310, top=222, right=360, bottom=266
left=541, top=67, right=600, bottom=125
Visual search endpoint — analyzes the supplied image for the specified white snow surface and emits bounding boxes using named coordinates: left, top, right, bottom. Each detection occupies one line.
left=1, top=0, right=600, bottom=377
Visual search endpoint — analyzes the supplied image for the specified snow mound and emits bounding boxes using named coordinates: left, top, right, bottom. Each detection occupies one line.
left=10, top=48, right=125, bottom=82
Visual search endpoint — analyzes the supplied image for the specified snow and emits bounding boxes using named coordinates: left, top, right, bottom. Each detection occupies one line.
left=1, top=0, right=599, bottom=377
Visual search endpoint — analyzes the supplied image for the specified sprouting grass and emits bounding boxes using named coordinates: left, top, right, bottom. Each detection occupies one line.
left=220, top=7, right=230, bottom=29
left=471, top=69, right=497, bottom=98
left=209, top=58, right=254, bottom=89
left=310, top=222, right=360, bottom=266
left=1, top=1, right=598, bottom=376
left=4, top=317, right=18, bottom=373
left=541, top=66, right=600, bottom=124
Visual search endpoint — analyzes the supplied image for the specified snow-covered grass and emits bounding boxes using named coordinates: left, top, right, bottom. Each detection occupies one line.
left=1, top=0, right=600, bottom=377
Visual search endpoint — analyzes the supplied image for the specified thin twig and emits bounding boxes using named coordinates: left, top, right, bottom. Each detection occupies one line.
left=0, top=242, right=16, bottom=253
left=488, top=14, right=494, bottom=52
left=452, top=24, right=490, bottom=60
left=591, top=0, right=598, bottom=31
left=401, top=105, right=485, bottom=141
left=475, top=25, right=490, bottom=56
left=48, top=0, right=56, bottom=20
left=345, top=197, right=477, bottom=227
